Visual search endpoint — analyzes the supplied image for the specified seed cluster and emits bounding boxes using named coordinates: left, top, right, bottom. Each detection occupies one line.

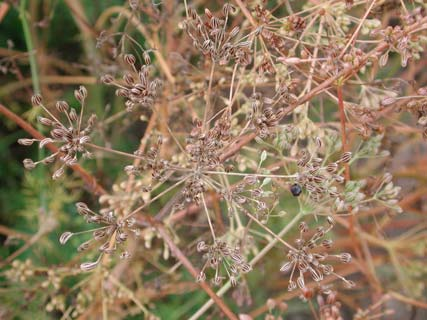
left=102, top=53, right=162, bottom=111
left=280, top=217, right=354, bottom=293
left=221, top=175, right=276, bottom=222
left=317, top=291, right=343, bottom=320
left=347, top=103, right=383, bottom=138
left=59, top=202, right=138, bottom=271
left=196, top=240, right=251, bottom=287
left=19, top=88, right=96, bottom=179
left=249, top=92, right=285, bottom=138
left=125, top=136, right=170, bottom=182
left=183, top=4, right=252, bottom=65
left=294, top=150, right=351, bottom=203
left=373, top=14, right=427, bottom=68
left=186, top=114, right=231, bottom=169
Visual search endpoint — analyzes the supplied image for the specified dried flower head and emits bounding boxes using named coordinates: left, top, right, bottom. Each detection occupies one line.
left=125, top=135, right=170, bottom=182
left=19, top=89, right=96, bottom=179
left=197, top=239, right=251, bottom=286
left=293, top=150, right=351, bottom=203
left=221, top=174, right=277, bottom=222
left=249, top=92, right=285, bottom=138
left=183, top=4, right=252, bottom=65
left=59, top=202, right=138, bottom=271
left=102, top=54, right=162, bottom=111
left=280, top=217, right=354, bottom=292
left=317, top=290, right=343, bottom=320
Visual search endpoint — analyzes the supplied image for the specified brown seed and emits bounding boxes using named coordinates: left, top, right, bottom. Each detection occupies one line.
left=101, top=74, right=114, bottom=84
left=59, top=231, right=73, bottom=244
left=56, top=101, right=69, bottom=113
left=23, top=158, right=36, bottom=170
left=31, top=94, right=43, bottom=106
left=18, top=138, right=34, bottom=146
left=124, top=53, right=136, bottom=66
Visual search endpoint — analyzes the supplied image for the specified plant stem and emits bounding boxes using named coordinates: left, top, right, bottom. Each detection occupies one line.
left=19, top=0, right=48, bottom=216
left=19, top=0, right=40, bottom=94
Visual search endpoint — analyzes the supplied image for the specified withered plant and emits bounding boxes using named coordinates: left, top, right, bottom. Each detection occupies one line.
left=1, top=0, right=427, bottom=319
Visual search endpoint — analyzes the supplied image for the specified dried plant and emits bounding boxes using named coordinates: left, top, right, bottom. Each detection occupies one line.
left=2, top=0, right=427, bottom=319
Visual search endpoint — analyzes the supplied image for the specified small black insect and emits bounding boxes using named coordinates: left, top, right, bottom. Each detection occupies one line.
left=290, top=183, right=302, bottom=197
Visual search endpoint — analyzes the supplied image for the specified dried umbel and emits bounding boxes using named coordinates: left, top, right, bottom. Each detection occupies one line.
left=125, top=135, right=171, bottom=182
left=317, top=291, right=343, bottom=320
left=221, top=174, right=277, bottom=222
left=196, top=240, right=251, bottom=286
left=101, top=53, right=162, bottom=112
left=249, top=92, right=285, bottom=138
left=183, top=4, right=252, bottom=65
left=386, top=88, right=427, bottom=138
left=19, top=89, right=96, bottom=179
left=59, top=202, right=139, bottom=271
left=180, top=113, right=232, bottom=203
left=280, top=217, right=354, bottom=293
left=293, top=150, right=351, bottom=204
left=186, top=114, right=231, bottom=169
left=182, top=174, right=206, bottom=203
left=373, top=11, right=427, bottom=68
left=346, top=103, right=383, bottom=138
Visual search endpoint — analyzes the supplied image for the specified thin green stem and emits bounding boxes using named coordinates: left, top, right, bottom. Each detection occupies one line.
left=20, top=0, right=47, bottom=215
left=19, top=0, right=40, bottom=94
left=202, top=193, right=216, bottom=241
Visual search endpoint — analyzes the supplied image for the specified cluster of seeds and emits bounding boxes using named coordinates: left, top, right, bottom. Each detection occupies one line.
left=181, top=114, right=232, bottom=203
left=59, top=202, right=139, bottom=271
left=293, top=150, right=351, bottom=203
left=317, top=291, right=343, bottom=320
left=182, top=174, right=206, bottom=204
left=101, top=53, right=162, bottom=111
left=125, top=136, right=170, bottom=182
left=186, top=114, right=231, bottom=169
left=221, top=175, right=276, bottom=222
left=373, top=23, right=424, bottom=68
left=346, top=103, right=383, bottom=138
left=196, top=240, right=251, bottom=287
left=19, top=88, right=96, bottom=179
left=280, top=217, right=354, bottom=293
left=249, top=92, right=285, bottom=138
left=399, top=88, right=427, bottom=138
left=182, top=4, right=252, bottom=65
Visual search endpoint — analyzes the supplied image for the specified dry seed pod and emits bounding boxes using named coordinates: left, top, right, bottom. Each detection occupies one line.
left=339, top=152, right=352, bottom=163
left=31, top=94, right=43, bottom=106
left=18, top=138, right=34, bottom=146
left=80, top=260, right=100, bottom=272
left=101, top=74, right=114, bottom=84
left=143, top=51, right=151, bottom=65
left=23, top=159, right=36, bottom=170
left=59, top=232, right=73, bottom=244
left=124, top=53, right=136, bottom=66
left=56, top=101, right=69, bottom=112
